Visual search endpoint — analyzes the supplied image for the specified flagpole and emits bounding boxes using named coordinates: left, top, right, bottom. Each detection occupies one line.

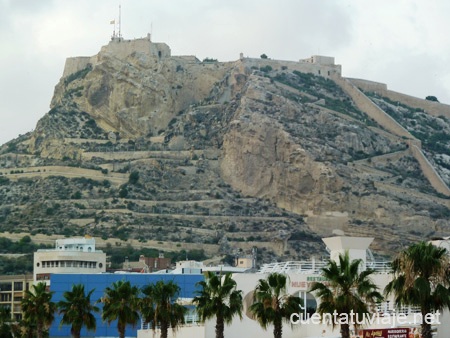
left=119, top=5, right=121, bottom=40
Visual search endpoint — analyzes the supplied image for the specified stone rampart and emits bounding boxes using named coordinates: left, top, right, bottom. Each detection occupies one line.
left=333, top=76, right=413, bottom=139
left=348, top=78, right=450, bottom=118
left=100, top=36, right=171, bottom=61
left=241, top=57, right=341, bottom=79
left=336, top=77, right=450, bottom=196
left=409, top=145, right=450, bottom=196
left=62, top=35, right=171, bottom=78
left=62, top=56, right=94, bottom=78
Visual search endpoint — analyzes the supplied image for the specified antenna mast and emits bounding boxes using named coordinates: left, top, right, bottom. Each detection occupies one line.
left=118, top=4, right=122, bottom=39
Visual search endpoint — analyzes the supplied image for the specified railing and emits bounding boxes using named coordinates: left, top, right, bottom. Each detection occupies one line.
left=377, top=302, right=421, bottom=315
left=140, top=314, right=203, bottom=330
left=258, top=260, right=392, bottom=274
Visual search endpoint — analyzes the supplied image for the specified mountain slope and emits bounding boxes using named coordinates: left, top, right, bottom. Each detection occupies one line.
left=0, top=37, right=449, bottom=261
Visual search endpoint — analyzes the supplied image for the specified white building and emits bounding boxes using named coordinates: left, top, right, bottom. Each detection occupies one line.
left=138, top=236, right=445, bottom=338
left=33, top=236, right=106, bottom=285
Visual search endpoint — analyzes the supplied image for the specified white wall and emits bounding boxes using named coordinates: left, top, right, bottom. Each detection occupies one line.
left=137, top=326, right=205, bottom=338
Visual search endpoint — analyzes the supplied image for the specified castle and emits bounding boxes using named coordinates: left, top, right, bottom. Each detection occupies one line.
left=62, top=33, right=342, bottom=80
left=59, top=34, right=450, bottom=197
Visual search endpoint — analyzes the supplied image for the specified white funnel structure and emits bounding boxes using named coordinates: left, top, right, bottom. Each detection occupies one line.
left=322, top=236, right=374, bottom=270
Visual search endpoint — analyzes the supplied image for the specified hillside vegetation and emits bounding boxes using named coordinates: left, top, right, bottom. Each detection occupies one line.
left=0, top=41, right=449, bottom=263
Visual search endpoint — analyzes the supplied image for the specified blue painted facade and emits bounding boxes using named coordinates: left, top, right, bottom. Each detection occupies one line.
left=49, top=273, right=204, bottom=338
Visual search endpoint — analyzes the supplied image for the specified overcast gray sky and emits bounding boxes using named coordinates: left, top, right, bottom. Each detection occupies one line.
left=1, top=0, right=449, bottom=145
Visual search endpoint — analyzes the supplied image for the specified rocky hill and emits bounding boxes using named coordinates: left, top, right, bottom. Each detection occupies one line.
left=0, top=35, right=449, bottom=263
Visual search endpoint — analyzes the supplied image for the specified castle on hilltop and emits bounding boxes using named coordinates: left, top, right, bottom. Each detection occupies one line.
left=62, top=33, right=171, bottom=78
left=59, top=34, right=450, bottom=197
left=62, top=33, right=342, bottom=80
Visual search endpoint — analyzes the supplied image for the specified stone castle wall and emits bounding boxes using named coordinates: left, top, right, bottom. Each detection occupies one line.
left=336, top=76, right=450, bottom=196
left=348, top=78, right=450, bottom=118
left=241, top=57, right=341, bottom=79
left=333, top=76, right=413, bottom=139
left=100, top=36, right=171, bottom=61
left=62, top=56, right=94, bottom=78
left=409, top=145, right=450, bottom=196
left=62, top=35, right=171, bottom=78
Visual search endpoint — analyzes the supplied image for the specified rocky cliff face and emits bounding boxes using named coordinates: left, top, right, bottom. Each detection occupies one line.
left=1, top=39, right=450, bottom=260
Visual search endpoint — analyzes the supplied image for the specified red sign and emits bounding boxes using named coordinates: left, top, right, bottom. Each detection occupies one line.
left=361, top=328, right=415, bottom=338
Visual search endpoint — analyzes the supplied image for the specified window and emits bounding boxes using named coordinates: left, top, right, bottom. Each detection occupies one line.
left=0, top=282, right=12, bottom=292
left=293, top=291, right=317, bottom=318
left=99, top=263, right=103, bottom=268
left=13, top=282, right=23, bottom=291
left=0, top=293, right=12, bottom=302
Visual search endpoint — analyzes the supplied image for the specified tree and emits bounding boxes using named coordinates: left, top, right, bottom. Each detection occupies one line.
left=140, top=280, right=186, bottom=338
left=309, top=252, right=383, bottom=338
left=57, top=284, right=99, bottom=338
left=21, top=282, right=56, bottom=338
left=385, top=242, right=450, bottom=338
left=101, top=280, right=140, bottom=338
left=11, top=317, right=35, bottom=338
left=260, top=54, right=268, bottom=59
left=250, top=273, right=301, bottom=338
left=128, top=171, right=139, bottom=185
left=0, top=306, right=13, bottom=338
left=425, top=95, right=439, bottom=102
left=193, top=272, right=243, bottom=338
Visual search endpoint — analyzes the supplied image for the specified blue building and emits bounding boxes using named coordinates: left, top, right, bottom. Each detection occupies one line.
left=49, top=273, right=204, bottom=338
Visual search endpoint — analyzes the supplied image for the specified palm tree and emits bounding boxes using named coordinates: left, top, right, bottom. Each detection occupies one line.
left=0, top=306, right=13, bottom=338
left=249, top=272, right=301, bottom=338
left=21, top=282, right=56, bottom=338
left=309, top=252, right=383, bottom=338
left=11, top=317, right=35, bottom=338
left=193, top=271, right=243, bottom=338
left=140, top=280, right=187, bottom=338
left=101, top=280, right=140, bottom=338
left=385, top=241, right=450, bottom=338
left=57, top=284, right=99, bottom=338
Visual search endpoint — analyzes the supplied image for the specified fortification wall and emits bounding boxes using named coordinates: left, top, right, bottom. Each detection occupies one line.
left=333, top=76, right=413, bottom=139
left=348, top=78, right=450, bottom=118
left=100, top=36, right=171, bottom=61
left=336, top=77, right=450, bottom=195
left=62, top=56, right=93, bottom=78
left=241, top=58, right=341, bottom=79
left=409, top=145, right=450, bottom=196
left=347, top=78, right=387, bottom=93
left=62, top=36, right=171, bottom=78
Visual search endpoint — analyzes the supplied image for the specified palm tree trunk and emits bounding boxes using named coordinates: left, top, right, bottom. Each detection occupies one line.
left=340, top=322, right=350, bottom=338
left=160, top=321, right=169, bottom=338
left=421, top=323, right=432, bottom=338
left=421, top=307, right=432, bottom=338
left=216, top=315, right=225, bottom=338
left=71, top=327, right=81, bottom=338
left=37, top=323, right=44, bottom=338
left=118, top=322, right=125, bottom=338
left=273, top=318, right=282, bottom=338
